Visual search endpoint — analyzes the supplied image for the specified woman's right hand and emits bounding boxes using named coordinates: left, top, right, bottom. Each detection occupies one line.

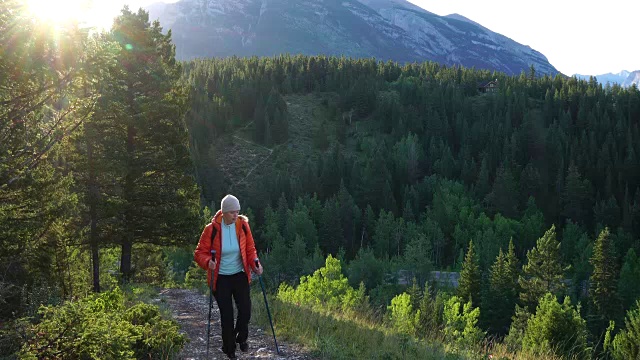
left=208, top=258, right=217, bottom=270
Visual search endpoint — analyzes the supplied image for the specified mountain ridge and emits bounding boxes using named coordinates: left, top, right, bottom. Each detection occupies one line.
left=575, top=69, right=640, bottom=87
left=146, top=0, right=560, bottom=76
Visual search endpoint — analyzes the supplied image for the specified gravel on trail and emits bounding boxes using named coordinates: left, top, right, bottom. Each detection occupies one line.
left=156, top=288, right=316, bottom=360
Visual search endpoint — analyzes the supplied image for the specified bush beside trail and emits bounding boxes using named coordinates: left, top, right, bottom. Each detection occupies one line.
left=18, top=288, right=185, bottom=359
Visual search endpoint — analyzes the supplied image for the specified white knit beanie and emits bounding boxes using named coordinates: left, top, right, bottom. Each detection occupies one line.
left=221, top=194, right=241, bottom=212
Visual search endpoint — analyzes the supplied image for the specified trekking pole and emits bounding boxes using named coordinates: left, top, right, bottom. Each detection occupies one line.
left=255, top=259, right=280, bottom=355
left=206, top=250, right=216, bottom=359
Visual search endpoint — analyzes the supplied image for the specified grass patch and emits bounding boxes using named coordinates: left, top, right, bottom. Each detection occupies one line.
left=251, top=291, right=462, bottom=360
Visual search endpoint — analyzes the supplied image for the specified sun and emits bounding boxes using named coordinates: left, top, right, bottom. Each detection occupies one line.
left=26, top=0, right=114, bottom=30
left=27, top=0, right=86, bottom=22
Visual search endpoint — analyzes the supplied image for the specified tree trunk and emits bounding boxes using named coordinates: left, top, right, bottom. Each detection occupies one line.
left=88, top=137, right=100, bottom=292
left=120, top=238, right=133, bottom=283
left=120, top=123, right=136, bottom=283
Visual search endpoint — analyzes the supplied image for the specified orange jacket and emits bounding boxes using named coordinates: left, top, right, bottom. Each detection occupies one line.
left=194, top=210, right=259, bottom=291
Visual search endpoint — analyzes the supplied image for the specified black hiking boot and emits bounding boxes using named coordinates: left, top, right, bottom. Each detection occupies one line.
left=239, top=341, right=248, bottom=352
left=221, top=346, right=237, bottom=359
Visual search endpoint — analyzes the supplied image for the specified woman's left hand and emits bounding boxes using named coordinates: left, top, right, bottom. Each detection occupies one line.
left=254, top=262, right=263, bottom=276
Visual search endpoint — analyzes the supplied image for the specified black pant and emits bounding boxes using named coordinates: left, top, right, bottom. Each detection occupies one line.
left=214, top=272, right=251, bottom=354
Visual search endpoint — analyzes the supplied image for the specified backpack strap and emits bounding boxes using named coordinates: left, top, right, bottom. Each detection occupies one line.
left=210, top=225, right=217, bottom=248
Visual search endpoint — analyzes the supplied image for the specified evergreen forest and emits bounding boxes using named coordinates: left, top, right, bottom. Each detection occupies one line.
left=2, top=1, right=640, bottom=358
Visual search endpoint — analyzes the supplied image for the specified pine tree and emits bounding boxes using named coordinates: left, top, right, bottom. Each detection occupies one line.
left=618, top=249, right=640, bottom=311
left=519, top=163, right=542, bottom=207
left=373, top=210, right=396, bottom=259
left=475, top=154, right=491, bottom=198
left=417, top=284, right=440, bottom=338
left=588, top=228, right=622, bottom=337
left=393, top=132, right=423, bottom=184
left=104, top=8, right=201, bottom=281
left=347, top=247, right=385, bottom=291
left=486, top=163, right=520, bottom=218
left=562, top=164, right=593, bottom=225
left=319, top=197, right=341, bottom=255
left=1, top=1, right=113, bottom=307
left=407, top=277, right=423, bottom=311
left=519, top=197, right=545, bottom=256
left=337, top=180, right=358, bottom=256
left=402, top=200, right=415, bottom=223
left=483, top=239, right=519, bottom=336
left=403, top=233, right=433, bottom=287
left=519, top=225, right=568, bottom=311
left=458, top=240, right=481, bottom=308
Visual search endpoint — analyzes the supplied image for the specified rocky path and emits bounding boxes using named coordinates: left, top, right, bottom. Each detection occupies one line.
left=157, top=289, right=315, bottom=360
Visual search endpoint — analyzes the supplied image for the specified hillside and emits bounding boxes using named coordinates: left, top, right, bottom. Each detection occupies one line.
left=211, top=93, right=334, bottom=205
left=147, top=0, right=559, bottom=76
left=182, top=55, right=640, bottom=359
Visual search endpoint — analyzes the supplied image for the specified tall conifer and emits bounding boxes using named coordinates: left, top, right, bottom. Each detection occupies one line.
left=589, top=228, right=622, bottom=337
left=458, top=240, right=481, bottom=308
left=519, top=225, right=568, bottom=311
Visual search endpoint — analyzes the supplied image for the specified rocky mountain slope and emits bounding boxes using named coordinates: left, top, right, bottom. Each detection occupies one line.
left=623, top=70, right=640, bottom=87
left=146, top=0, right=559, bottom=76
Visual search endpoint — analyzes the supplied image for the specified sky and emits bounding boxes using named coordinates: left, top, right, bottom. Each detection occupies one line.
left=31, top=0, right=638, bottom=76
left=76, top=0, right=176, bottom=30
left=407, top=0, right=639, bottom=76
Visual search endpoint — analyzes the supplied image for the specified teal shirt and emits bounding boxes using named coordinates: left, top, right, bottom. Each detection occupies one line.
left=219, top=220, right=244, bottom=275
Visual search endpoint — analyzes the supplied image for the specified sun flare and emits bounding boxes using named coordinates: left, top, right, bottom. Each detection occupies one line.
left=27, top=0, right=85, bottom=22
left=26, top=0, right=114, bottom=29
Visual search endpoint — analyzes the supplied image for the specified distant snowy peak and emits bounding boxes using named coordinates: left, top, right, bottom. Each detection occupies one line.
left=146, top=0, right=559, bottom=76
left=623, top=70, right=640, bottom=88
left=575, top=70, right=638, bottom=87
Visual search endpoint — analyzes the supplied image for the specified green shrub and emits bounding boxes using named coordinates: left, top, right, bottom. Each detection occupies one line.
left=19, top=288, right=185, bottom=359
left=184, top=261, right=207, bottom=292
left=442, top=295, right=484, bottom=350
left=387, top=293, right=419, bottom=336
left=521, top=293, right=588, bottom=359
left=278, top=255, right=367, bottom=314
left=610, top=300, right=640, bottom=360
left=125, top=303, right=187, bottom=359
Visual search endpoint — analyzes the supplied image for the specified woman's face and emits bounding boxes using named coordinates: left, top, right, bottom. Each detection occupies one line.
left=222, top=210, right=239, bottom=224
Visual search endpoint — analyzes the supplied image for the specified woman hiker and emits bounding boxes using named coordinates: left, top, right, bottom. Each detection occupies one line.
left=194, top=194, right=263, bottom=359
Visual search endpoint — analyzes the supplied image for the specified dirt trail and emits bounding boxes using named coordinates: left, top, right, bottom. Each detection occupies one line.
left=156, top=288, right=315, bottom=360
